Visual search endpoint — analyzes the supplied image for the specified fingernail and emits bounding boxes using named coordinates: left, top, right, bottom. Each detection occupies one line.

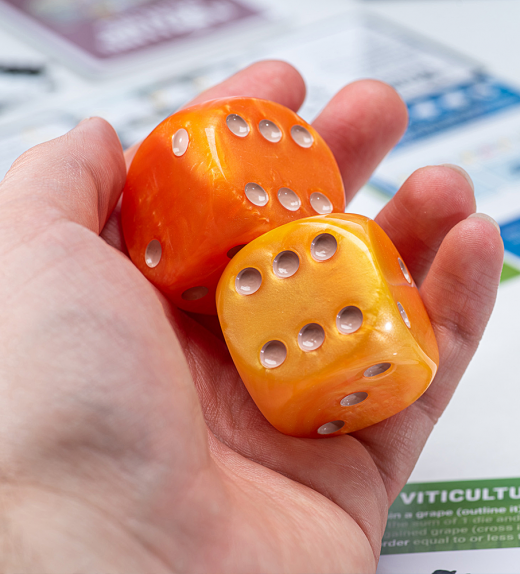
left=78, top=117, right=93, bottom=126
left=441, top=164, right=474, bottom=192
left=468, top=212, right=501, bottom=234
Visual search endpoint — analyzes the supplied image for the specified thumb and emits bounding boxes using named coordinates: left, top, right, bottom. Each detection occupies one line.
left=0, top=117, right=126, bottom=236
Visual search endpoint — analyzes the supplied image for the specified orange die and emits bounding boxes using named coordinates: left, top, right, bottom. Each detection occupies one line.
left=216, top=213, right=439, bottom=438
left=121, top=97, right=345, bottom=315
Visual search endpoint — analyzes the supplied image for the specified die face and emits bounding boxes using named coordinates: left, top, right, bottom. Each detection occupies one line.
left=216, top=214, right=439, bottom=438
left=367, top=218, right=438, bottom=361
left=121, top=97, right=345, bottom=314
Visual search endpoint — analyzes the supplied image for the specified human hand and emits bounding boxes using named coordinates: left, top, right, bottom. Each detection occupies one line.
left=0, top=61, right=503, bottom=573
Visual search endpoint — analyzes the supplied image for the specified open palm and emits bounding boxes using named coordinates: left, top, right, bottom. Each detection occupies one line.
left=0, top=61, right=503, bottom=573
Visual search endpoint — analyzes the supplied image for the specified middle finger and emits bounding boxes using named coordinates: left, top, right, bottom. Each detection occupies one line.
left=313, top=79, right=408, bottom=202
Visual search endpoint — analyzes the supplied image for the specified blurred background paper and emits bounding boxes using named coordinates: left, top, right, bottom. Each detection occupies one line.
left=0, top=10, right=485, bottom=179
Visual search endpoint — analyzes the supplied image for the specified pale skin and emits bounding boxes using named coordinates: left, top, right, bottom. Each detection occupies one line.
left=0, top=61, right=504, bottom=573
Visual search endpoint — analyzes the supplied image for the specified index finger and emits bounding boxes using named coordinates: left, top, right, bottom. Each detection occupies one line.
left=1, top=118, right=126, bottom=235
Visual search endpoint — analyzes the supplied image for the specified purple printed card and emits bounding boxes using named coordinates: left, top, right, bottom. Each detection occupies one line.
left=0, top=0, right=262, bottom=70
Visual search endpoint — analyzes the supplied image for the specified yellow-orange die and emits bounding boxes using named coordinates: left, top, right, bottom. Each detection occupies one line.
left=122, top=97, right=345, bottom=315
left=216, top=214, right=439, bottom=438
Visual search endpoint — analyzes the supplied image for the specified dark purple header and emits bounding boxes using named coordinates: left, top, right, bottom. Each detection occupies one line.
left=3, top=0, right=259, bottom=59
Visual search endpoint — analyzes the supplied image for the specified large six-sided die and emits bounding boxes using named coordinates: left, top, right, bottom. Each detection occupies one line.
left=122, top=97, right=345, bottom=314
left=216, top=214, right=439, bottom=438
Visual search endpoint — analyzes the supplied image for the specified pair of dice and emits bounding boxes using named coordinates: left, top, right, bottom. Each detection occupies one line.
left=122, top=97, right=439, bottom=438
